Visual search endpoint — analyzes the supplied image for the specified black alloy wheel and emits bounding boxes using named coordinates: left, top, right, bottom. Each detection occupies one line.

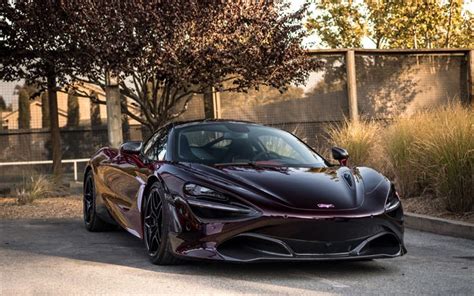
left=143, top=182, right=181, bottom=265
left=83, top=175, right=94, bottom=223
left=144, top=188, right=163, bottom=256
left=83, top=171, right=113, bottom=231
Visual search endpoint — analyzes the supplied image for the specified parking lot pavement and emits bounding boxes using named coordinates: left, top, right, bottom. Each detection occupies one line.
left=1, top=218, right=473, bottom=296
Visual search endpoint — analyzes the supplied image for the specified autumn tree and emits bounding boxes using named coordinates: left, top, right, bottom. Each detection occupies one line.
left=0, top=1, right=86, bottom=176
left=66, top=1, right=320, bottom=131
left=307, top=0, right=473, bottom=49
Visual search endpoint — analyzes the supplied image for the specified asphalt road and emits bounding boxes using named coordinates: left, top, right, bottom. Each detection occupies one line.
left=1, top=218, right=473, bottom=296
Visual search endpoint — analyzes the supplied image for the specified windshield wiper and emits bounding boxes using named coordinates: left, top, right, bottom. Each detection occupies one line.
left=214, top=161, right=284, bottom=168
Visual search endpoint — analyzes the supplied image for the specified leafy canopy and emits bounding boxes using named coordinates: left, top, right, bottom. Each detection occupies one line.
left=307, top=0, right=473, bottom=48
left=66, top=1, right=321, bottom=130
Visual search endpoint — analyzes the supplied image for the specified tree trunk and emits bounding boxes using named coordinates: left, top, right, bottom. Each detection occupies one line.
left=47, top=74, right=62, bottom=178
left=18, top=87, right=30, bottom=129
left=203, top=86, right=214, bottom=119
left=67, top=90, right=80, bottom=127
left=41, top=91, right=50, bottom=128
left=121, top=94, right=130, bottom=141
left=90, top=92, right=102, bottom=127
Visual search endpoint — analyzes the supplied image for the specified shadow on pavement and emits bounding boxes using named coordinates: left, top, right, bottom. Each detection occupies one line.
left=1, top=218, right=399, bottom=292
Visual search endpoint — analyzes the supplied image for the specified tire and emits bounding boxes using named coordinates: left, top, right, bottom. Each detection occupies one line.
left=83, top=171, right=114, bottom=232
left=143, top=182, right=181, bottom=265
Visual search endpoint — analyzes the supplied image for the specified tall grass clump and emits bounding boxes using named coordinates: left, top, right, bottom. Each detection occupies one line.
left=16, top=174, right=56, bottom=205
left=413, top=104, right=474, bottom=212
left=384, top=115, right=433, bottom=197
left=326, top=119, right=384, bottom=170
left=384, top=103, right=473, bottom=212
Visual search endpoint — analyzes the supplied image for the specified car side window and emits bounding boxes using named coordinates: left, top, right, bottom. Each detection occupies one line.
left=142, top=129, right=168, bottom=161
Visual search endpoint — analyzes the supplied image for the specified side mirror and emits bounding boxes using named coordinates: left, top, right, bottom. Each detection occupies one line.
left=331, top=147, right=349, bottom=166
left=120, top=141, right=143, bottom=155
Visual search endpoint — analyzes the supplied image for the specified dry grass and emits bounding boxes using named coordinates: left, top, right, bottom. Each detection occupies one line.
left=327, top=103, right=474, bottom=213
left=384, top=114, right=431, bottom=197
left=15, top=174, right=67, bottom=205
left=411, top=104, right=474, bottom=212
left=326, top=118, right=386, bottom=172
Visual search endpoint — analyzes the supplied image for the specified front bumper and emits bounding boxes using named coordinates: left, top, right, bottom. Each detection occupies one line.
left=166, top=197, right=406, bottom=262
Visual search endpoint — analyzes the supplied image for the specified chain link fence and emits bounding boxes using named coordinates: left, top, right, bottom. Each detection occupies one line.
left=0, top=49, right=472, bottom=193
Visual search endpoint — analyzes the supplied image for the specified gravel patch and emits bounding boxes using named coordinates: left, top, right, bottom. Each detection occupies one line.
left=0, top=196, right=82, bottom=219
left=402, top=195, right=474, bottom=224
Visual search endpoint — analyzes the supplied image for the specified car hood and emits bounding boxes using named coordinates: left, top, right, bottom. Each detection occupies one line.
left=188, top=164, right=370, bottom=211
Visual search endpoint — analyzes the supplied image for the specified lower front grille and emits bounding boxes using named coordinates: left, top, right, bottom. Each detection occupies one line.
left=254, top=218, right=386, bottom=242
left=217, top=231, right=402, bottom=261
left=358, top=233, right=401, bottom=256
left=217, top=234, right=292, bottom=260
left=281, top=237, right=367, bottom=255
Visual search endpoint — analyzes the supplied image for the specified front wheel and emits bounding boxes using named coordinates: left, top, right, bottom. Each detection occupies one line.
left=83, top=171, right=114, bottom=232
left=143, top=182, right=181, bottom=265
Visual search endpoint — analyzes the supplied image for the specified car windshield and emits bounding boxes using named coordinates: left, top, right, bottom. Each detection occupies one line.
left=173, top=122, right=327, bottom=167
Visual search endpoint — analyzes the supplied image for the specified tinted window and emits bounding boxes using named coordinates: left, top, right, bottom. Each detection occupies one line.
left=143, top=129, right=168, bottom=161
left=173, top=123, right=326, bottom=167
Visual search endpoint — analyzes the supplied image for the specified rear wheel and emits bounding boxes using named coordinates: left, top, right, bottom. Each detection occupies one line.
left=83, top=171, right=114, bottom=232
left=143, top=182, right=180, bottom=265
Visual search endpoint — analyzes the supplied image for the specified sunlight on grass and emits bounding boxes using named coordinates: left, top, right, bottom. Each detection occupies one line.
left=327, top=103, right=474, bottom=213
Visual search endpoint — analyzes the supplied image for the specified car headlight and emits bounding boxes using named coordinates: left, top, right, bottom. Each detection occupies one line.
left=183, top=183, right=228, bottom=201
left=385, top=186, right=401, bottom=212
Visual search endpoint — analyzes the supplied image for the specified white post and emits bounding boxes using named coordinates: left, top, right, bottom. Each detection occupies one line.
left=73, top=161, right=78, bottom=181
left=346, top=50, right=359, bottom=121
left=213, top=88, right=221, bottom=119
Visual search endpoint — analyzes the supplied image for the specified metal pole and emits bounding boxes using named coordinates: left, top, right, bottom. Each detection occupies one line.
left=345, top=50, right=359, bottom=121
left=105, top=71, right=123, bottom=148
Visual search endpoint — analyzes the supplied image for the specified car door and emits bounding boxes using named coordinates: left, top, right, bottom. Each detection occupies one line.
left=102, top=128, right=169, bottom=235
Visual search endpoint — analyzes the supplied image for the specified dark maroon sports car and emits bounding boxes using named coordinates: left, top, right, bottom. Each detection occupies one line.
left=83, top=120, right=406, bottom=264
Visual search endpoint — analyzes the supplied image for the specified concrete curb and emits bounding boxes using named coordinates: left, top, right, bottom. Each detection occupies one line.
left=405, top=212, right=474, bottom=240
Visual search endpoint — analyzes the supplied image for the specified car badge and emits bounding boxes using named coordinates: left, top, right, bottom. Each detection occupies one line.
left=317, top=203, right=335, bottom=209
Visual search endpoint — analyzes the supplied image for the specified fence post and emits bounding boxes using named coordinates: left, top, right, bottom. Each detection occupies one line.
left=213, top=89, right=221, bottom=119
left=73, top=160, right=78, bottom=181
left=346, top=50, right=359, bottom=121
left=469, top=50, right=474, bottom=105
left=203, top=87, right=221, bottom=119
left=105, top=71, right=123, bottom=148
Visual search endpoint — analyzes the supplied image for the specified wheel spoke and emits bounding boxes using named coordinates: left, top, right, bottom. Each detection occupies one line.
left=144, top=188, right=164, bottom=256
left=83, top=177, right=94, bottom=222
